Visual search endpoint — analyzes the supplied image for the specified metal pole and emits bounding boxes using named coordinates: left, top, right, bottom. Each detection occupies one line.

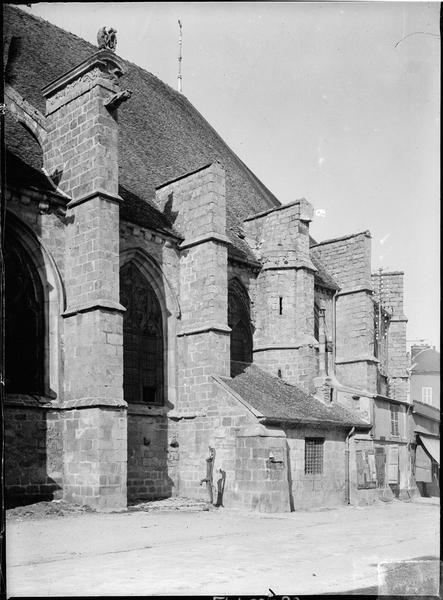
left=177, top=20, right=183, bottom=93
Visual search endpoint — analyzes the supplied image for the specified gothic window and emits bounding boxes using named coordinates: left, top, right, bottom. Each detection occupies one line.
left=120, top=263, right=164, bottom=405
left=228, top=280, right=253, bottom=377
left=5, top=230, right=45, bottom=394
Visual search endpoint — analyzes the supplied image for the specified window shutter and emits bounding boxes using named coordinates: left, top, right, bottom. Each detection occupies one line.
left=388, top=446, right=399, bottom=484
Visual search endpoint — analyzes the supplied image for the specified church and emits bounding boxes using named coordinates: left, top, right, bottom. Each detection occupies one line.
left=3, top=5, right=413, bottom=512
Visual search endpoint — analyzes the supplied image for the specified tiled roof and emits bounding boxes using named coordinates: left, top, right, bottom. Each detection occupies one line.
left=4, top=5, right=279, bottom=260
left=220, top=363, right=369, bottom=428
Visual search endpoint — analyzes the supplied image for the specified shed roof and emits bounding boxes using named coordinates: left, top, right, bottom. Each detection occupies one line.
left=4, top=5, right=280, bottom=260
left=220, top=363, right=369, bottom=428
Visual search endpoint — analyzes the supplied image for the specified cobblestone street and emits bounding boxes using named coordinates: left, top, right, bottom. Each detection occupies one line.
left=6, top=498, right=439, bottom=597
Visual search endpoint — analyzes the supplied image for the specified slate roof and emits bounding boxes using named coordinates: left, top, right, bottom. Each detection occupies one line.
left=220, top=363, right=370, bottom=428
left=4, top=5, right=280, bottom=260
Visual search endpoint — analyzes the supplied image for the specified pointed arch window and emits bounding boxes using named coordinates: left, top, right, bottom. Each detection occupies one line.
left=120, top=263, right=164, bottom=405
left=5, top=230, right=45, bottom=394
left=228, top=279, right=253, bottom=377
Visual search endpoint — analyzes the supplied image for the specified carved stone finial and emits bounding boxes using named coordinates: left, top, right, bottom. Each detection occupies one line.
left=97, top=26, right=117, bottom=52
left=104, top=89, right=132, bottom=111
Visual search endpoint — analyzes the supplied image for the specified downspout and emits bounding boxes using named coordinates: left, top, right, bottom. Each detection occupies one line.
left=332, top=289, right=339, bottom=376
left=345, top=426, right=356, bottom=504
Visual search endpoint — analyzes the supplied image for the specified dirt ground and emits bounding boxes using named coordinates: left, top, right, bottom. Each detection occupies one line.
left=6, top=496, right=440, bottom=597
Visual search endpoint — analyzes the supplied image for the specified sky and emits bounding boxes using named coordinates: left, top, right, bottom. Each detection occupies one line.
left=20, top=1, right=441, bottom=350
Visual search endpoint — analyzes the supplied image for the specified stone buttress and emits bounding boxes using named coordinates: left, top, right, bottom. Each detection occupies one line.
left=156, top=163, right=231, bottom=496
left=42, top=50, right=130, bottom=509
left=243, top=199, right=318, bottom=391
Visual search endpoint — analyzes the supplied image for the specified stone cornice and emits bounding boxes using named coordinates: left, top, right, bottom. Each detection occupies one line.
left=67, top=189, right=123, bottom=209
left=177, top=323, right=231, bottom=337
left=310, top=230, right=372, bottom=247
left=43, top=50, right=125, bottom=115
left=42, top=50, right=125, bottom=97
left=335, top=356, right=379, bottom=365
left=62, top=299, right=126, bottom=318
left=243, top=198, right=313, bottom=223
left=336, top=286, right=373, bottom=297
left=179, top=232, right=231, bottom=250
left=253, top=339, right=319, bottom=352
left=260, top=258, right=317, bottom=273
left=6, top=184, right=68, bottom=214
left=389, top=314, right=408, bottom=323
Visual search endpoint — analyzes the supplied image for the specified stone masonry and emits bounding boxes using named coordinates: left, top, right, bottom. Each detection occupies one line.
left=40, top=50, right=129, bottom=509
left=4, top=7, right=413, bottom=513
left=244, top=200, right=318, bottom=391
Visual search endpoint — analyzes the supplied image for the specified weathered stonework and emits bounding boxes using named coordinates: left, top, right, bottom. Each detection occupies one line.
left=5, top=8, right=413, bottom=513
left=244, top=200, right=319, bottom=391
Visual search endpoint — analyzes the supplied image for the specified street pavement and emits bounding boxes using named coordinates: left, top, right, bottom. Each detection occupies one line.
left=6, top=498, right=440, bottom=597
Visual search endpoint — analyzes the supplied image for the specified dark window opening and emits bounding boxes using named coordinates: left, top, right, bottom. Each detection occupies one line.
left=143, top=386, right=157, bottom=404
left=5, top=231, right=45, bottom=394
left=277, top=369, right=282, bottom=379
left=305, top=438, right=324, bottom=474
left=120, top=263, right=164, bottom=406
left=279, top=296, right=283, bottom=315
left=228, top=280, right=253, bottom=377
left=314, top=301, right=320, bottom=341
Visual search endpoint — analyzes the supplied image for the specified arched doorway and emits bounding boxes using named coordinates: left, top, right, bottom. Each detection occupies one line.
left=228, top=279, right=253, bottom=376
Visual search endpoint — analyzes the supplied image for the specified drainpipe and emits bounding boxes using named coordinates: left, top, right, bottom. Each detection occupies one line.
left=318, top=305, right=326, bottom=377
left=345, top=426, right=356, bottom=504
left=332, top=289, right=339, bottom=376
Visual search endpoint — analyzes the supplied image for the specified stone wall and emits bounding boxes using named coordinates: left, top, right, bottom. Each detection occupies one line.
left=5, top=403, right=63, bottom=507
left=42, top=52, right=124, bottom=200
left=286, top=426, right=348, bottom=508
left=244, top=200, right=318, bottom=391
left=371, top=271, right=409, bottom=402
left=126, top=410, right=176, bottom=501
left=312, top=232, right=376, bottom=392
left=62, top=407, right=127, bottom=509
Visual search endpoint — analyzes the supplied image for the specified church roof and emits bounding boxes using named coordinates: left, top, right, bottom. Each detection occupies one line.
left=4, top=5, right=280, bottom=260
left=220, top=364, right=369, bottom=428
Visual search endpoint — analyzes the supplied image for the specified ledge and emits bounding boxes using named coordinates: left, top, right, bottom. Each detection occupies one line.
left=179, top=232, right=231, bottom=250
left=56, top=397, right=127, bottom=410
left=335, top=356, right=379, bottom=365
left=243, top=198, right=313, bottom=222
left=177, top=323, right=231, bottom=337
left=62, top=299, right=126, bottom=318
left=67, top=189, right=123, bottom=209
left=261, top=259, right=317, bottom=273
left=254, top=339, right=319, bottom=352
left=336, top=286, right=373, bottom=297
left=310, top=230, right=371, bottom=247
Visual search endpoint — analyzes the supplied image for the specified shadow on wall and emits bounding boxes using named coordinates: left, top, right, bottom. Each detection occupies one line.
left=4, top=405, right=62, bottom=508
